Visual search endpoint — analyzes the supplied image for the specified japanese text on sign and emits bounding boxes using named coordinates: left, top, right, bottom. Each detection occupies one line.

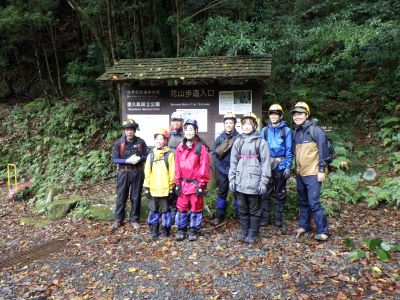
left=170, top=89, right=215, bottom=98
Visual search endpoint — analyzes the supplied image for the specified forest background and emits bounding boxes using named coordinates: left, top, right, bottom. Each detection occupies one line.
left=0, top=0, right=399, bottom=217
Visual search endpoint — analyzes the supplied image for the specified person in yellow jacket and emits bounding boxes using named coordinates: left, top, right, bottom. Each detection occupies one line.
left=144, top=128, right=175, bottom=240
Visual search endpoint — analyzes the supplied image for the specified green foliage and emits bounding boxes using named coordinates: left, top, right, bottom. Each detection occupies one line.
left=0, top=99, right=116, bottom=209
left=390, top=152, right=400, bottom=173
left=343, top=237, right=400, bottom=262
left=321, top=171, right=364, bottom=205
left=377, top=101, right=400, bottom=151
left=366, top=177, right=400, bottom=207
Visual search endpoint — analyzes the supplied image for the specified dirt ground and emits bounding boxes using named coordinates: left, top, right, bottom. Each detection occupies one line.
left=0, top=184, right=399, bottom=299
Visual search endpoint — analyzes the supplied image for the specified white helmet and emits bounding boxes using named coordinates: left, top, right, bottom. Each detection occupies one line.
left=171, top=112, right=183, bottom=121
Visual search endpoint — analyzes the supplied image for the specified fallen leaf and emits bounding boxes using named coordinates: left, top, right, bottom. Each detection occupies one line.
left=128, top=267, right=138, bottom=272
left=372, top=266, right=382, bottom=274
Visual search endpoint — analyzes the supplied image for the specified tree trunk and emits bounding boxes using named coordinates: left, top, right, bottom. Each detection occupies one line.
left=106, top=0, right=117, bottom=63
left=49, top=24, right=66, bottom=99
left=34, top=45, right=50, bottom=104
left=42, top=41, right=59, bottom=98
left=174, top=0, right=181, bottom=57
left=67, top=0, right=112, bottom=67
left=133, top=0, right=145, bottom=58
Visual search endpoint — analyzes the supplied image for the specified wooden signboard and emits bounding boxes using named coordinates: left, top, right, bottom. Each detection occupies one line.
left=121, top=84, right=263, bottom=148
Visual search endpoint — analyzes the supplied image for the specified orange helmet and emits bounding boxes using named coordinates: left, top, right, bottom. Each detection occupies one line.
left=154, top=128, right=170, bottom=139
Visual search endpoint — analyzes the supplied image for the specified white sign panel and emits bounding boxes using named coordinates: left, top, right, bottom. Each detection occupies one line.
left=215, top=123, right=224, bottom=140
left=218, top=90, right=252, bottom=115
left=127, top=114, right=170, bottom=146
left=176, top=109, right=208, bottom=132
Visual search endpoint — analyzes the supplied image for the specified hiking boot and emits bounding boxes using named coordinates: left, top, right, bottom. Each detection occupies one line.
left=236, top=231, right=247, bottom=242
left=110, top=221, right=122, bottom=230
left=295, top=227, right=307, bottom=238
left=260, top=216, right=271, bottom=227
left=187, top=229, right=198, bottom=242
left=130, top=222, right=140, bottom=230
left=161, top=227, right=170, bottom=238
left=211, top=218, right=223, bottom=226
left=244, top=234, right=258, bottom=244
left=274, top=213, right=283, bottom=228
left=314, top=233, right=329, bottom=242
left=150, top=225, right=159, bottom=241
left=175, top=230, right=186, bottom=241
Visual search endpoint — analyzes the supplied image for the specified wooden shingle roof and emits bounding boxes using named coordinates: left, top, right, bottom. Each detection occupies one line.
left=97, top=55, right=271, bottom=81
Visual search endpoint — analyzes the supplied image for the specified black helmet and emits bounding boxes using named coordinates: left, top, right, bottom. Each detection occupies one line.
left=122, top=119, right=139, bottom=130
left=184, top=119, right=199, bottom=131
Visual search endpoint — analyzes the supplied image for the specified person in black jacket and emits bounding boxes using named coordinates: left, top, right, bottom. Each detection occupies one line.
left=211, top=112, right=239, bottom=225
left=110, top=119, right=148, bottom=230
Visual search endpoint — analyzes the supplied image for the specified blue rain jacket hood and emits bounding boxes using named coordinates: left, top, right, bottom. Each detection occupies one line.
left=260, top=120, right=293, bottom=171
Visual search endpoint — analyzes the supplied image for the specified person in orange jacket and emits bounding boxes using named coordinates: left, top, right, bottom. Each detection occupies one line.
left=174, top=119, right=211, bottom=241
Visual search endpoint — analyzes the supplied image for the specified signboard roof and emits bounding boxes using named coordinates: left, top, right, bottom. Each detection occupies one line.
left=97, top=55, right=272, bottom=82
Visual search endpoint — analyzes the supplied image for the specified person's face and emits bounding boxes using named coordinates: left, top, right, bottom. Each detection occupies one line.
left=292, top=112, right=307, bottom=125
left=171, top=120, right=183, bottom=131
left=224, top=119, right=235, bottom=133
left=242, top=119, right=254, bottom=134
left=154, top=134, right=166, bottom=149
left=184, top=124, right=196, bottom=140
left=269, top=113, right=281, bottom=125
left=124, top=128, right=135, bottom=140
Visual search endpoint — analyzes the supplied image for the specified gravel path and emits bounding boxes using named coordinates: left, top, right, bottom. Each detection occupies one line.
left=1, top=189, right=399, bottom=299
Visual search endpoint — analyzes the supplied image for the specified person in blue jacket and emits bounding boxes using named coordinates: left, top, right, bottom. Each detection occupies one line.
left=212, top=112, right=239, bottom=224
left=260, top=104, right=293, bottom=231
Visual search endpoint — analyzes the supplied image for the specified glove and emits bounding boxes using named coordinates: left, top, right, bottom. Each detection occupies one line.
left=283, top=169, right=291, bottom=180
left=144, top=187, right=151, bottom=199
left=258, top=184, right=267, bottom=196
left=229, top=181, right=236, bottom=192
left=174, top=185, right=181, bottom=196
left=196, top=187, right=205, bottom=197
left=127, top=154, right=140, bottom=165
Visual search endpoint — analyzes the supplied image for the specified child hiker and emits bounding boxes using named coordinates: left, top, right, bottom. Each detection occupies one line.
left=144, top=128, right=175, bottom=241
left=229, top=112, right=271, bottom=244
left=174, top=119, right=211, bottom=241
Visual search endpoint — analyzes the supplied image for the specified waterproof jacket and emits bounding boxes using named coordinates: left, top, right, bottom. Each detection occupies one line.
left=293, top=120, right=330, bottom=176
left=229, top=131, right=271, bottom=195
left=144, top=147, right=175, bottom=197
left=174, top=137, right=211, bottom=195
left=111, top=135, right=148, bottom=167
left=168, top=129, right=184, bottom=153
left=260, top=120, right=293, bottom=171
left=212, top=130, right=239, bottom=177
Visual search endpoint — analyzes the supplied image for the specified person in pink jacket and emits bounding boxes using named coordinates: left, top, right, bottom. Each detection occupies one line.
left=174, top=119, right=211, bottom=241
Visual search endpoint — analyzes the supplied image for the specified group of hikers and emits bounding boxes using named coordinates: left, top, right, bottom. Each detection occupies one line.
left=110, top=101, right=330, bottom=244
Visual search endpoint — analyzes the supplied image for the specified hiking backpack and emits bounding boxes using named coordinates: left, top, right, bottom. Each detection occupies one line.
left=261, top=126, right=287, bottom=142
left=309, top=125, right=335, bottom=164
left=149, top=150, right=170, bottom=171
left=236, top=135, right=262, bottom=162
left=294, top=122, right=335, bottom=164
